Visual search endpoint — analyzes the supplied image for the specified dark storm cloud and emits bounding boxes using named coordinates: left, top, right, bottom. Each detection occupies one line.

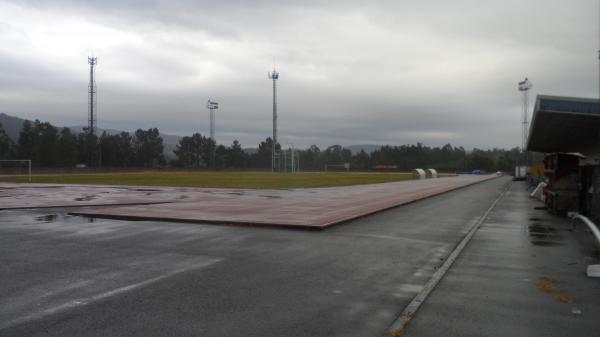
left=0, top=0, right=597, bottom=149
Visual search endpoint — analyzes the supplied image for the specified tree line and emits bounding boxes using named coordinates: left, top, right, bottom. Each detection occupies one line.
left=0, top=120, right=526, bottom=172
left=0, top=120, right=165, bottom=168
left=297, top=143, right=525, bottom=172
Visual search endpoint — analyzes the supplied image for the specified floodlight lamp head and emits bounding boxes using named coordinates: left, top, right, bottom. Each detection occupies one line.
left=518, top=77, right=532, bottom=91
left=268, top=70, right=279, bottom=80
left=88, top=56, right=97, bottom=65
left=206, top=100, right=218, bottom=109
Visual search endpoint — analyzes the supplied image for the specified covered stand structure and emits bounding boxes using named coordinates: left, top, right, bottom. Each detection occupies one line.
left=527, top=95, right=600, bottom=216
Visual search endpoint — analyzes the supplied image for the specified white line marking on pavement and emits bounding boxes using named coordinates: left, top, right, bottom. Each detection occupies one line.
left=0, top=258, right=222, bottom=331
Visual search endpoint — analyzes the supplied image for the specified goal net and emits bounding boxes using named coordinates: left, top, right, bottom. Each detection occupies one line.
left=0, top=160, right=32, bottom=182
left=324, top=163, right=350, bottom=172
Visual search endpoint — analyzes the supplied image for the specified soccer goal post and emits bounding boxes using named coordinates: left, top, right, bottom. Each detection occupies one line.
left=0, top=159, right=32, bottom=183
left=324, top=163, right=350, bottom=172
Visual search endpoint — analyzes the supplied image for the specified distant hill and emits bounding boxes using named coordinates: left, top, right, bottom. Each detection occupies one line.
left=2, top=113, right=384, bottom=158
left=0, top=113, right=25, bottom=142
left=0, top=113, right=181, bottom=159
left=243, top=147, right=258, bottom=155
left=64, top=125, right=131, bottom=137
left=66, top=125, right=181, bottom=160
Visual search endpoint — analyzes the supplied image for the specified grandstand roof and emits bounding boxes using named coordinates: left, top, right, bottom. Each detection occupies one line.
left=527, top=95, right=600, bottom=154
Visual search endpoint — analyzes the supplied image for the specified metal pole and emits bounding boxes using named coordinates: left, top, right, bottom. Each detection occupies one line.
left=206, top=100, right=218, bottom=170
left=88, top=57, right=98, bottom=168
left=210, top=107, right=215, bottom=169
left=268, top=69, right=279, bottom=172
left=28, top=160, right=31, bottom=183
left=210, top=108, right=215, bottom=142
left=523, top=90, right=529, bottom=151
left=89, top=60, right=94, bottom=135
left=88, top=57, right=97, bottom=136
left=272, top=77, right=277, bottom=172
left=518, top=78, right=532, bottom=168
left=273, top=77, right=277, bottom=146
left=98, top=140, right=102, bottom=169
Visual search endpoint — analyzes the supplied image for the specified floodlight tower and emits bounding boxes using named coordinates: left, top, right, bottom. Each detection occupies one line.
left=88, top=56, right=98, bottom=136
left=518, top=77, right=532, bottom=152
left=206, top=99, right=218, bottom=169
left=268, top=68, right=279, bottom=171
left=206, top=99, right=219, bottom=141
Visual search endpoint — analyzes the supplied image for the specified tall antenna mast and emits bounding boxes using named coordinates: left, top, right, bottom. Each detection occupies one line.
left=268, top=67, right=279, bottom=172
left=518, top=77, right=532, bottom=152
left=88, top=56, right=97, bottom=136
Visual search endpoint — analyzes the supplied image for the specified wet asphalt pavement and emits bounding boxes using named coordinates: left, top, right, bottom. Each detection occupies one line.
left=402, top=180, right=600, bottom=337
left=1, top=177, right=511, bottom=336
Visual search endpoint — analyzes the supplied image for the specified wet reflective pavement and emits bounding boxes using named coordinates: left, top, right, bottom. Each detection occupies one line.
left=2, top=177, right=597, bottom=337
left=0, top=184, right=178, bottom=209
left=0, top=177, right=507, bottom=337
left=402, top=180, right=600, bottom=337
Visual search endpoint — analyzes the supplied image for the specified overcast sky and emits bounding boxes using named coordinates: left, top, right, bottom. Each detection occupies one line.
left=0, top=0, right=598, bottom=149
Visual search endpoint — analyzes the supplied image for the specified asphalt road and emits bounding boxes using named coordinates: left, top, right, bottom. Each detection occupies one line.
left=0, top=177, right=508, bottom=337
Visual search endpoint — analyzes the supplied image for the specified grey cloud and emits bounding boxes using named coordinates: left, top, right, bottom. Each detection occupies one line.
left=0, top=0, right=597, bottom=149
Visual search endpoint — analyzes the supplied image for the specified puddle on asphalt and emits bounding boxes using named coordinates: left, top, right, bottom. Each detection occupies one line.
left=530, top=240, right=563, bottom=246
left=528, top=223, right=563, bottom=246
left=529, top=217, right=546, bottom=222
left=261, top=195, right=281, bottom=199
left=534, top=206, right=548, bottom=210
left=34, top=214, right=58, bottom=223
left=35, top=214, right=97, bottom=223
left=31, top=213, right=81, bottom=224
left=134, top=189, right=160, bottom=192
left=529, top=223, right=555, bottom=235
left=19, top=213, right=104, bottom=227
left=74, top=195, right=97, bottom=202
left=227, top=191, right=245, bottom=196
left=28, top=186, right=62, bottom=189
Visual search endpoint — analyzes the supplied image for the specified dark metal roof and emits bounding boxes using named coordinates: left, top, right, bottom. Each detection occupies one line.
left=527, top=95, right=600, bottom=154
left=539, top=97, right=600, bottom=115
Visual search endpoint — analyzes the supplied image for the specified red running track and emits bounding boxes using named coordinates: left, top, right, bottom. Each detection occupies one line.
left=65, top=175, right=497, bottom=229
